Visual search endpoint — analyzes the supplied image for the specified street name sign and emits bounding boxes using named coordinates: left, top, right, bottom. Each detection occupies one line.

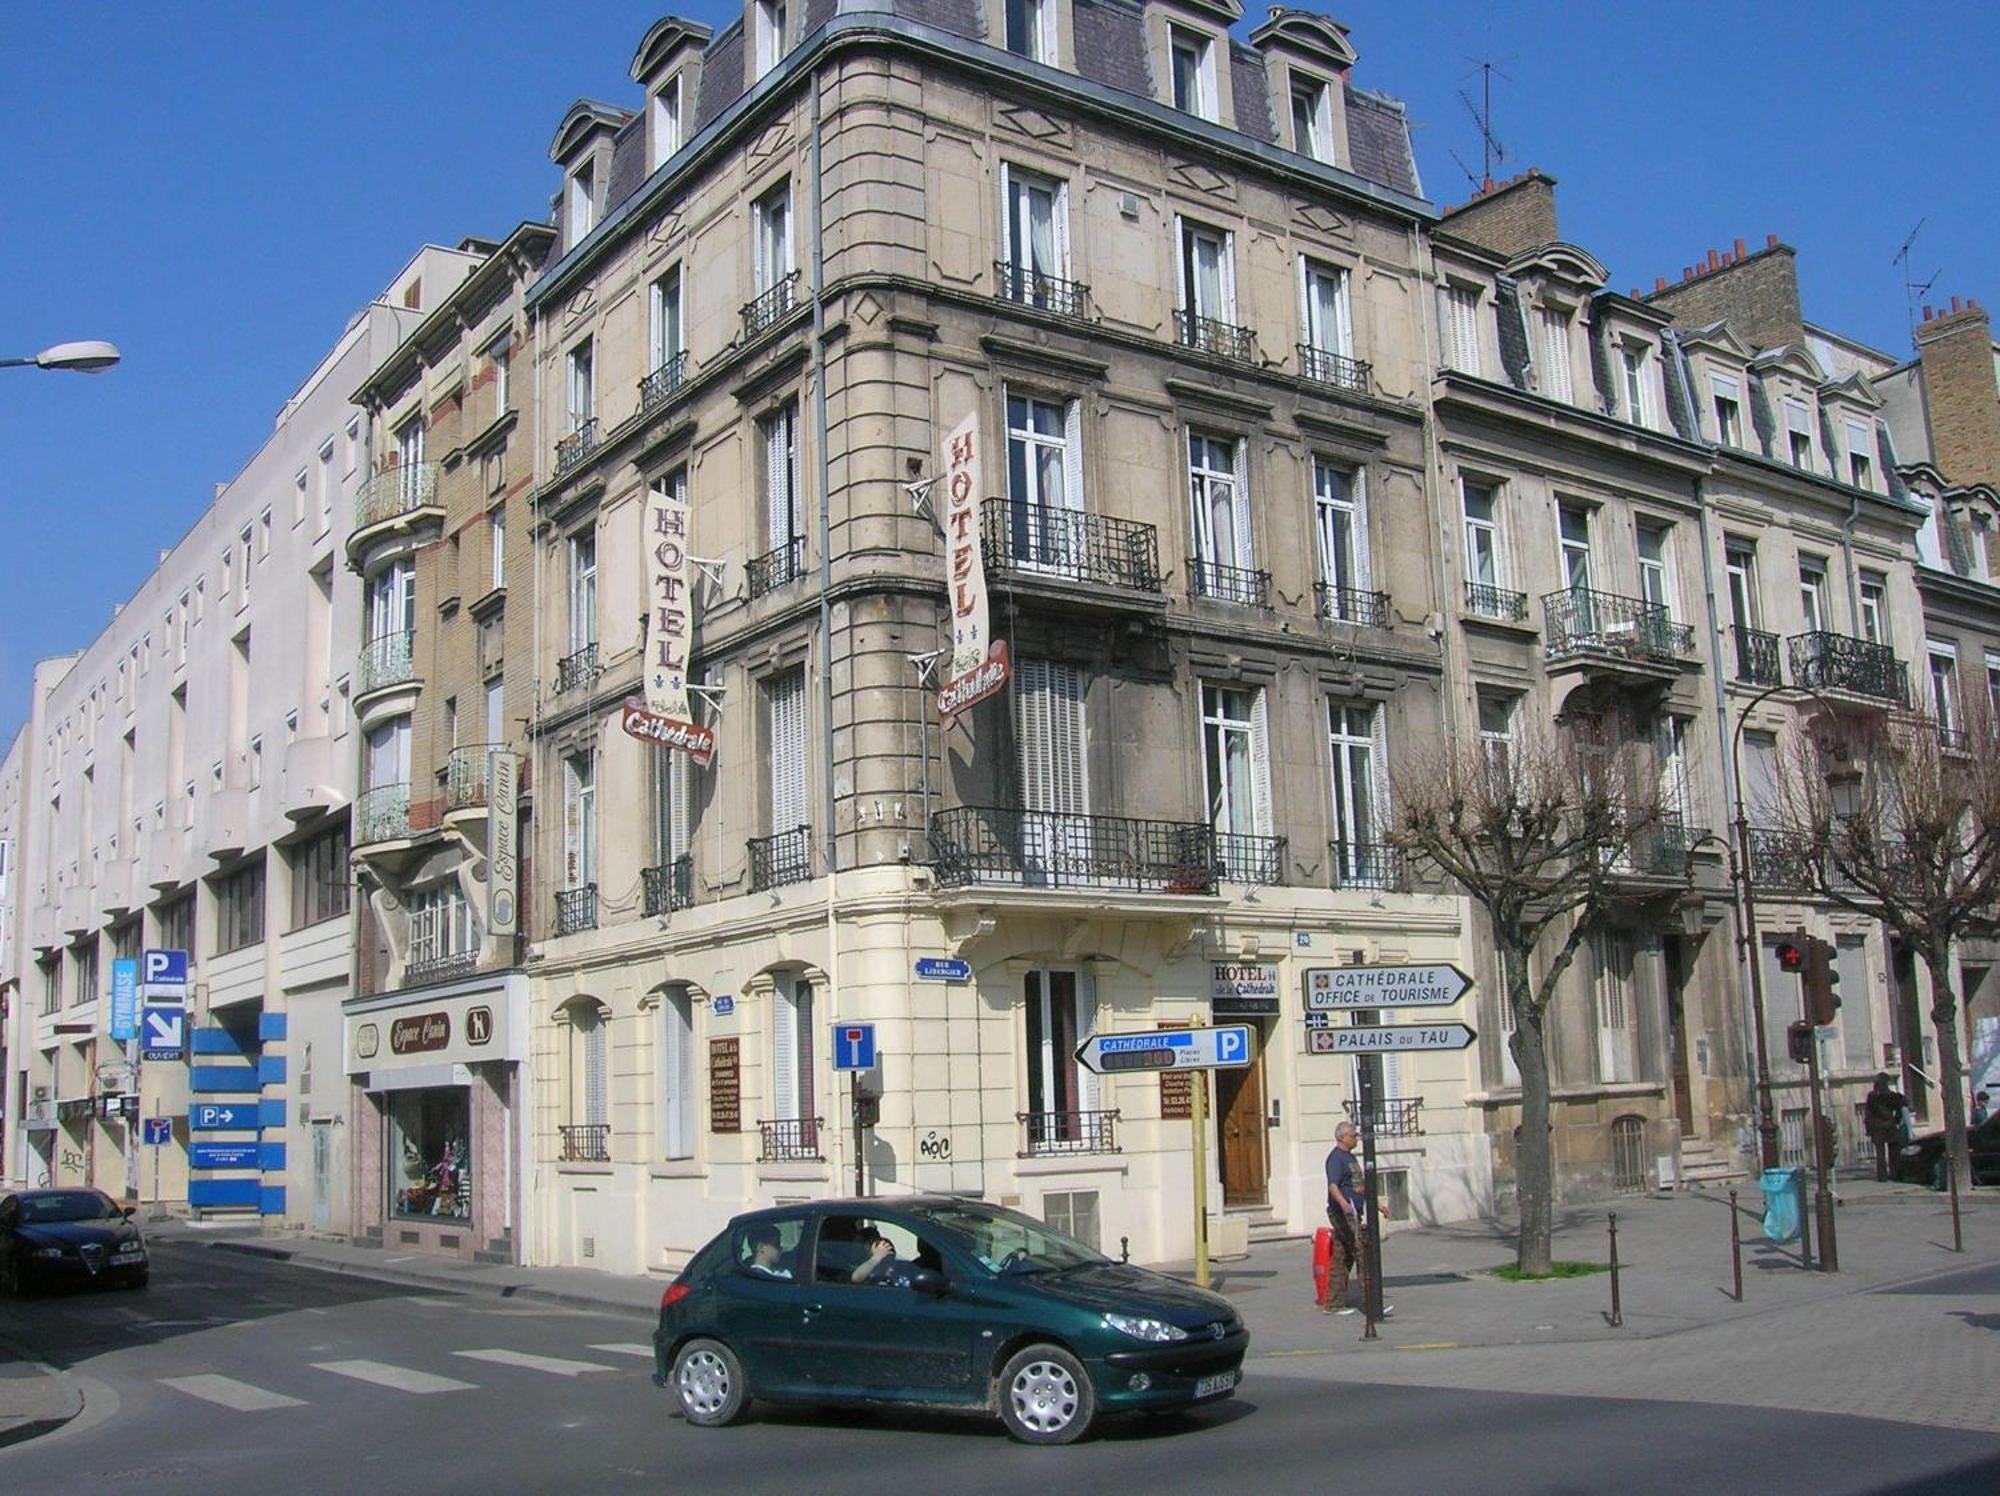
left=1303, top=963, right=1472, bottom=1011
left=1305, top=1023, right=1477, bottom=1056
left=914, top=957, right=971, bottom=982
left=1077, top=1025, right=1254, bottom=1075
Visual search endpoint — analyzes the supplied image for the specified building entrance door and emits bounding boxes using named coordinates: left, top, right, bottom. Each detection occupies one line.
left=1665, top=936, right=1695, bottom=1134
left=312, top=1123, right=334, bottom=1233
left=1215, top=1024, right=1268, bottom=1207
left=1892, top=942, right=1929, bottom=1122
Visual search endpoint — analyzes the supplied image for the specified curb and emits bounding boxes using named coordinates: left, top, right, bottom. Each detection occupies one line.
left=203, top=1239, right=662, bottom=1318
left=0, top=1331, right=85, bottom=1452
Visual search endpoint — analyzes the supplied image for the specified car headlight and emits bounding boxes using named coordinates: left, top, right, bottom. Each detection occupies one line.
left=1104, top=1313, right=1188, bottom=1343
left=33, top=1246, right=67, bottom=1259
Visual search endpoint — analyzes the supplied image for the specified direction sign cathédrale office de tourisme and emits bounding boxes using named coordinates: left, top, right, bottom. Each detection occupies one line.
left=1303, top=962, right=1472, bottom=1010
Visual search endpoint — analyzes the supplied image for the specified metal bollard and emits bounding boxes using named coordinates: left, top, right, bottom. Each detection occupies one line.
left=1949, top=1160, right=1964, bottom=1254
left=1606, top=1211, right=1623, bottom=1328
left=1728, top=1188, right=1744, bottom=1302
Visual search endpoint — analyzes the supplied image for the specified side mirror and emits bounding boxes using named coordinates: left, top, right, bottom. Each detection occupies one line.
left=907, top=1267, right=948, bottom=1296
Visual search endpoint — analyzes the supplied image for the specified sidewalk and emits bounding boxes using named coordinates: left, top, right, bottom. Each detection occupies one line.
left=0, top=1338, right=83, bottom=1449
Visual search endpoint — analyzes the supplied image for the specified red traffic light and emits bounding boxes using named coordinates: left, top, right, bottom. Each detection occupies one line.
left=1775, top=940, right=1806, bottom=973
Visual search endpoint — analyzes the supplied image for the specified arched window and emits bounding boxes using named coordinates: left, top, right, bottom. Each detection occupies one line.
left=1610, top=1114, right=1647, bottom=1193
left=660, top=987, right=695, bottom=1160
left=560, top=999, right=611, bottom=1162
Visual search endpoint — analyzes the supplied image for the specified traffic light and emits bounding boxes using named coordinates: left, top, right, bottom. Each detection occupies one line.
left=1775, top=937, right=1806, bottom=974
left=1803, top=937, right=1840, bottom=1026
left=1787, top=1020, right=1814, bottom=1065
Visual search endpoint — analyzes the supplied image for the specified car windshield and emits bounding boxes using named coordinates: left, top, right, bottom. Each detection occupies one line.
left=912, top=1203, right=1107, bottom=1276
left=20, top=1191, right=121, bottom=1224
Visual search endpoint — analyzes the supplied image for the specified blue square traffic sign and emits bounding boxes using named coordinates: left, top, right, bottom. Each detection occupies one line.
left=832, top=1023, right=877, bottom=1071
left=141, top=1005, right=185, bottom=1062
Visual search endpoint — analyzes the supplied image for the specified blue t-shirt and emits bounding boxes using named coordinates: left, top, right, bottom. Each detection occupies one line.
left=1325, top=1145, right=1365, bottom=1219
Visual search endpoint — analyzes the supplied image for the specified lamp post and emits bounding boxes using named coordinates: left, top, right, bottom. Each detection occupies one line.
left=1729, top=680, right=1792, bottom=1172
left=0, top=340, right=121, bottom=374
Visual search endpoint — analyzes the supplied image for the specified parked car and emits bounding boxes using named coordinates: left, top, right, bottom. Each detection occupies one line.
left=1891, top=1112, right=2000, bottom=1185
left=0, top=1188, right=150, bottom=1293
left=653, top=1196, right=1247, bottom=1444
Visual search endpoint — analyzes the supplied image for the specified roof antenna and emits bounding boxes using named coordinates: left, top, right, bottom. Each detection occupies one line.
left=1892, top=219, right=1939, bottom=347
left=1457, top=57, right=1512, bottom=184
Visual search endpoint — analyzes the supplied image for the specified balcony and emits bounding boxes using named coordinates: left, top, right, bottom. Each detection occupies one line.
left=746, top=536, right=804, bottom=598
left=1734, top=627, right=1783, bottom=687
left=741, top=271, right=800, bottom=340
left=555, top=643, right=601, bottom=695
left=1188, top=558, right=1271, bottom=609
left=1542, top=589, right=1694, bottom=676
left=1177, top=310, right=1256, bottom=364
left=554, top=884, right=598, bottom=936
left=748, top=826, right=812, bottom=892
left=1329, top=840, right=1410, bottom=892
left=638, top=351, right=689, bottom=414
left=980, top=499, right=1162, bottom=599
left=1213, top=832, right=1286, bottom=886
left=929, top=807, right=1217, bottom=895
left=356, top=630, right=416, bottom=698
left=1343, top=1096, right=1423, bottom=1139
left=993, top=260, right=1091, bottom=320
left=405, top=950, right=477, bottom=985
left=759, top=1117, right=823, bottom=1162
left=1465, top=580, right=1529, bottom=623
left=1620, top=817, right=1708, bottom=880
left=443, top=744, right=498, bottom=812
left=1745, top=827, right=1819, bottom=892
left=642, top=855, right=695, bottom=916
left=558, top=1124, right=610, bottom=1163
left=354, top=783, right=413, bottom=846
left=1297, top=345, right=1372, bottom=396
left=554, top=418, right=599, bottom=477
left=1018, top=1109, right=1120, bottom=1158
left=1788, top=631, right=1909, bottom=707
left=1938, top=723, right=1971, bottom=755
left=353, top=462, right=441, bottom=538
left=1315, top=582, right=1390, bottom=628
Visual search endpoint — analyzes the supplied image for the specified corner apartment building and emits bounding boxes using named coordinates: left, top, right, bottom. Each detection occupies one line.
left=1, top=246, right=480, bottom=1228
left=345, top=224, right=555, bottom=1264
left=514, top=1, right=1494, bottom=1274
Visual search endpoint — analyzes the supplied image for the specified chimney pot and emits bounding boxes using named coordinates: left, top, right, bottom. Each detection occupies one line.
left=1766, top=233, right=1779, bottom=249
left=1733, top=237, right=1747, bottom=258
left=1708, top=249, right=1722, bottom=271
left=1654, top=276, right=1668, bottom=292
left=1923, top=306, right=1934, bottom=322
left=1951, top=295, right=1963, bottom=314
left=1683, top=266, right=1695, bottom=281
left=1629, top=287, right=1640, bottom=299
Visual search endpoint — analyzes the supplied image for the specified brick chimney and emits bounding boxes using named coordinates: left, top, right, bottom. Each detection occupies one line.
left=1439, top=169, right=1559, bottom=259
left=1916, top=299, right=2000, bottom=489
left=1643, top=235, right=1804, bottom=350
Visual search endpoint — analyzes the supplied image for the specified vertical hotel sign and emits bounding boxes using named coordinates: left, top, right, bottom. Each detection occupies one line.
left=937, top=411, right=1009, bottom=723
left=626, top=477, right=716, bottom=763
left=487, top=750, right=519, bottom=936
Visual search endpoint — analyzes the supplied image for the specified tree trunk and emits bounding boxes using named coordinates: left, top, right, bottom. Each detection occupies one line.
left=1506, top=944, right=1555, bottom=1276
left=1924, top=941, right=1972, bottom=1190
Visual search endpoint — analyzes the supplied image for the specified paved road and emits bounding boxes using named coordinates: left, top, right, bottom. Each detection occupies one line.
left=2, top=1240, right=1997, bottom=1494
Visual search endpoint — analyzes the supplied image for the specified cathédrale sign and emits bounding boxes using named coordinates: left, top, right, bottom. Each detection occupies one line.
left=390, top=1012, right=451, bottom=1055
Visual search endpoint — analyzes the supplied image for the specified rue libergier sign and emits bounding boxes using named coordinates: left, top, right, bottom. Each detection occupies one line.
left=937, top=411, right=1009, bottom=724
left=630, top=474, right=715, bottom=763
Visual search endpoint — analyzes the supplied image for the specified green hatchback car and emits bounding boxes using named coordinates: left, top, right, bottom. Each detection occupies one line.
left=652, top=1196, right=1247, bottom=1444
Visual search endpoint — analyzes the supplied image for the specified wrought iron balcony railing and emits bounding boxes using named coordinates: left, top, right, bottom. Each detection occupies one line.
left=746, top=536, right=804, bottom=597
left=1625, top=817, right=1706, bottom=878
left=993, top=260, right=1091, bottom=320
left=1465, top=580, right=1529, bottom=621
left=1734, top=627, right=1783, bottom=687
left=759, top=1116, right=823, bottom=1162
left=554, top=884, right=598, bottom=936
left=1343, top=1095, right=1424, bottom=1138
left=749, top=826, right=812, bottom=891
left=1330, top=839, right=1409, bottom=892
left=1938, top=724, right=1971, bottom=754
left=1188, top=558, right=1271, bottom=608
left=556, top=643, right=600, bottom=695
left=405, top=950, right=477, bottom=985
left=1745, top=827, right=1819, bottom=892
left=981, top=499, right=1162, bottom=593
left=559, top=1123, right=610, bottom=1163
left=929, top=807, right=1217, bottom=895
left=1019, top=1109, right=1121, bottom=1158
left=1542, top=588, right=1694, bottom=664
left=355, top=462, right=440, bottom=531
left=1213, top=832, right=1286, bottom=886
left=642, top=854, right=695, bottom=916
left=355, top=783, right=412, bottom=845
left=1788, top=631, right=1909, bottom=706
left=741, top=271, right=800, bottom=340
left=1316, top=581, right=1390, bottom=628
left=555, top=417, right=599, bottom=476
left=638, top=351, right=689, bottom=413
left=356, top=629, right=416, bottom=696
left=1177, top=309, right=1256, bottom=363
left=1297, top=344, right=1372, bottom=395
left=443, top=743, right=500, bottom=812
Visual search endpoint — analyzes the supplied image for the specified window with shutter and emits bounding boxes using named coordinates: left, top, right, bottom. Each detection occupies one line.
left=563, top=753, right=596, bottom=887
left=767, top=669, right=807, bottom=833
left=579, top=1004, right=608, bottom=1126
left=1442, top=286, right=1481, bottom=375
left=1538, top=308, right=1574, bottom=403
left=662, top=989, right=695, bottom=1158
left=771, top=977, right=798, bottom=1120
left=763, top=404, right=798, bottom=548
left=1593, top=933, right=1637, bottom=1083
left=1301, top=259, right=1352, bottom=356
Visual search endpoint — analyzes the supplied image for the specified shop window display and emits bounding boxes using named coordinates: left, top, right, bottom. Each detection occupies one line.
left=391, top=1088, right=472, bottom=1221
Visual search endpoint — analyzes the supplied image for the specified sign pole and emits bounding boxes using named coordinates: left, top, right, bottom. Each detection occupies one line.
left=1358, top=1059, right=1383, bottom=1338
left=1191, top=1064, right=1210, bottom=1289
left=852, top=1072, right=865, bottom=1198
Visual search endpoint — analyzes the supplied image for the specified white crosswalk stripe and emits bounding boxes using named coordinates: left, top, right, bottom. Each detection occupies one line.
left=454, top=1348, right=615, bottom=1377
left=313, top=1359, right=477, bottom=1394
left=160, top=1374, right=306, bottom=1411
left=587, top=1343, right=656, bottom=1358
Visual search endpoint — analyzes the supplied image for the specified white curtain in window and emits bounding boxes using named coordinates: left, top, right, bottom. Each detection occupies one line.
left=769, top=671, right=806, bottom=831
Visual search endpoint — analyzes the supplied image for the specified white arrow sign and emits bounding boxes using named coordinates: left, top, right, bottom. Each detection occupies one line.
left=1306, top=1023, right=1477, bottom=1055
left=1076, top=1025, right=1255, bottom=1075
left=1304, top=963, right=1472, bottom=1011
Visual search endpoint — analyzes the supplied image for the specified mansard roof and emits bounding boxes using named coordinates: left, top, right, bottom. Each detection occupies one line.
left=1505, top=242, right=1607, bottom=289
left=549, top=99, right=633, bottom=164
left=1247, top=9, right=1357, bottom=69
left=630, top=16, right=714, bottom=82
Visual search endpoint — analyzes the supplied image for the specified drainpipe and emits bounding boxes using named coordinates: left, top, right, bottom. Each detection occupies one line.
left=810, top=64, right=844, bottom=1046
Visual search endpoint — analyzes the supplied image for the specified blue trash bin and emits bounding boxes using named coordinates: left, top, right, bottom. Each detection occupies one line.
left=1760, top=1167, right=1802, bottom=1242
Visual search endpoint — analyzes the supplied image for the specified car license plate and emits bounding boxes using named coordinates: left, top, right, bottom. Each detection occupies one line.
left=1194, top=1371, right=1235, bottom=1399
left=112, top=1251, right=145, bottom=1264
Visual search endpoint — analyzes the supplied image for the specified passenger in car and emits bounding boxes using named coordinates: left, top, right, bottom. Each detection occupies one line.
left=743, top=1223, right=793, bottom=1279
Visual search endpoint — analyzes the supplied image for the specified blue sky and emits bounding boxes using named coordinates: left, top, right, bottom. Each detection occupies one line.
left=3, top=1, right=1995, bottom=744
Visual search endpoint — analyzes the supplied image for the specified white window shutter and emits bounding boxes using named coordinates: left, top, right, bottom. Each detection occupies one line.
left=1369, top=702, right=1390, bottom=839
left=1062, top=399, right=1084, bottom=512
left=998, top=163, right=1015, bottom=265
left=582, top=1008, right=608, bottom=1127
left=1352, top=469, right=1373, bottom=592
left=1075, top=971, right=1101, bottom=1112
left=1221, top=231, right=1238, bottom=323
left=765, top=409, right=794, bottom=545
left=1018, top=657, right=1051, bottom=811
left=1050, top=664, right=1088, bottom=815
left=1173, top=217, right=1189, bottom=313
left=1053, top=180, right=1071, bottom=279
left=772, top=980, right=797, bottom=1120
left=770, top=671, right=806, bottom=830
left=1250, top=689, right=1273, bottom=836
left=1335, top=269, right=1354, bottom=357
left=1297, top=256, right=1312, bottom=343
left=670, top=751, right=691, bottom=860
left=1229, top=438, right=1253, bottom=568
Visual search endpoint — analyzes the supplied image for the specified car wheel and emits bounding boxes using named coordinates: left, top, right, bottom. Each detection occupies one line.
left=672, top=1338, right=748, bottom=1427
left=998, top=1344, right=1095, bottom=1446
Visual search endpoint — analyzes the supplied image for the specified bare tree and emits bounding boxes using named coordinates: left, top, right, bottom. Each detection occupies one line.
left=1391, top=717, right=1673, bottom=1275
left=1780, top=703, right=2000, bottom=1189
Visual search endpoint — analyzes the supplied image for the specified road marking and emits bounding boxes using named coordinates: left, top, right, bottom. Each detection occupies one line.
left=453, top=1348, right=615, bottom=1377
left=313, top=1360, right=478, bottom=1394
left=588, top=1343, right=656, bottom=1358
left=160, top=1374, right=306, bottom=1411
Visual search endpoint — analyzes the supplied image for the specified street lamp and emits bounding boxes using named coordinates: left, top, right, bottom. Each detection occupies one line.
left=0, top=340, right=121, bottom=374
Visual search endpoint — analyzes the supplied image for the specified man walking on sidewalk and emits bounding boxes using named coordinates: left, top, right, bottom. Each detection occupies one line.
left=1325, top=1122, right=1390, bottom=1318
left=1864, top=1073, right=1907, bottom=1182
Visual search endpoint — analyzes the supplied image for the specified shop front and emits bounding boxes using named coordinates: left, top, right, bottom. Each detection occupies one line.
left=344, top=973, right=528, bottom=1263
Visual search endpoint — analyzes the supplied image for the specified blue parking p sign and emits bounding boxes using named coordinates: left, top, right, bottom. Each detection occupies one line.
left=832, top=1023, right=876, bottom=1071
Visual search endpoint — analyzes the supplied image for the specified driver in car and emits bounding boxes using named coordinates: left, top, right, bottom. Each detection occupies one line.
left=851, top=1229, right=941, bottom=1288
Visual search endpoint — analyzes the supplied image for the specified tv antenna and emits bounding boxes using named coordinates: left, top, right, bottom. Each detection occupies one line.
left=1458, top=58, right=1512, bottom=184
left=1892, top=220, right=1939, bottom=344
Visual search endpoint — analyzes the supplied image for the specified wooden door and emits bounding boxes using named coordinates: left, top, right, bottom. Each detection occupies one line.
left=1666, top=937, right=1694, bottom=1133
left=1216, top=1036, right=1268, bottom=1207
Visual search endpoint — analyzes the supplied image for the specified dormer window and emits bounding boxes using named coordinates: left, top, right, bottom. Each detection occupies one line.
left=1290, top=74, right=1331, bottom=162
left=1620, top=345, right=1652, bottom=429
left=1537, top=307, right=1574, bottom=404
left=1784, top=396, right=1813, bottom=470
left=1169, top=28, right=1216, bottom=121
left=1005, top=0, right=1054, bottom=63
left=567, top=162, right=596, bottom=247
left=1439, top=284, right=1481, bottom=376
left=1711, top=373, right=1743, bottom=447
left=754, top=0, right=789, bottom=79
left=1845, top=420, right=1875, bottom=490
left=650, top=75, right=682, bottom=165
